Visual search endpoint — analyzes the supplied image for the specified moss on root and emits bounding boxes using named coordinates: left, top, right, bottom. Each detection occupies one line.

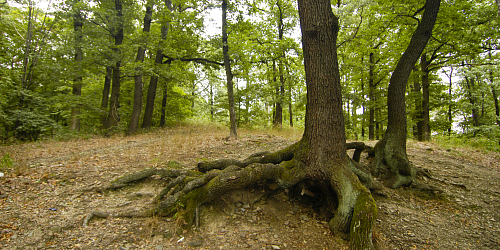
left=89, top=140, right=377, bottom=249
left=350, top=190, right=377, bottom=250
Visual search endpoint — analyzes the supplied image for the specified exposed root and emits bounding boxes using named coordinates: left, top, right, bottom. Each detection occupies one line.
left=417, top=168, right=466, bottom=190
left=83, top=211, right=109, bottom=227
left=84, top=141, right=377, bottom=249
left=373, top=137, right=416, bottom=188
left=346, top=142, right=374, bottom=162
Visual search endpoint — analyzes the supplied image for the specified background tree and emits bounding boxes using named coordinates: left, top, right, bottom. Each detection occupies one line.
left=373, top=0, right=441, bottom=188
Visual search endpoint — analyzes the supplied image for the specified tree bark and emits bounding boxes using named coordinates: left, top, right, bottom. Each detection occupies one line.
left=222, top=0, right=237, bottom=139
left=70, top=5, right=83, bottom=131
left=128, top=3, right=153, bottom=134
left=105, top=0, right=124, bottom=131
left=298, top=0, right=376, bottom=248
left=142, top=0, right=172, bottom=129
left=374, top=0, right=441, bottom=188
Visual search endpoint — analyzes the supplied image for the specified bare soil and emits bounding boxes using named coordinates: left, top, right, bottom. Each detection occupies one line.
left=0, top=124, right=499, bottom=250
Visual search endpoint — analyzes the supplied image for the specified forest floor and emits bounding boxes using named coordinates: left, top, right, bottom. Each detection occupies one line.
left=0, top=123, right=499, bottom=250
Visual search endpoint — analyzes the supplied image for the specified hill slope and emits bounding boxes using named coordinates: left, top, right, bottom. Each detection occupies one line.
left=0, top=125, right=499, bottom=249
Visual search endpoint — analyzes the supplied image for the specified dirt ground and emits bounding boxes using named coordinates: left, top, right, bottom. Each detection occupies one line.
left=0, top=124, right=499, bottom=250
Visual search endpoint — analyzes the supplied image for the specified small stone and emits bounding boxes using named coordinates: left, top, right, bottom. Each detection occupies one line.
left=49, top=226, right=62, bottom=233
left=235, top=202, right=243, bottom=208
left=271, top=245, right=280, bottom=250
left=163, top=231, right=173, bottom=239
left=189, top=239, right=202, bottom=247
left=300, top=214, right=309, bottom=221
left=156, top=245, right=163, bottom=250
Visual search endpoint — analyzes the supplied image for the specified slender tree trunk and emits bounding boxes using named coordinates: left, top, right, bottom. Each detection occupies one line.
left=106, top=0, right=124, bottom=131
left=273, top=60, right=283, bottom=127
left=128, top=3, right=153, bottom=134
left=142, top=0, right=172, bottom=129
left=443, top=66, right=453, bottom=136
left=412, top=68, right=423, bottom=140
left=420, top=53, right=431, bottom=141
left=100, top=66, right=113, bottom=128
left=374, top=0, right=441, bottom=188
left=210, top=81, right=214, bottom=121
left=361, top=57, right=365, bottom=138
left=70, top=5, right=83, bottom=131
left=448, top=72, right=453, bottom=136
left=276, top=1, right=286, bottom=128
left=222, top=0, right=237, bottom=139
left=21, top=2, right=34, bottom=91
left=488, top=50, right=500, bottom=138
left=465, top=76, right=480, bottom=128
left=368, top=52, right=375, bottom=140
left=289, top=88, right=293, bottom=127
left=160, top=87, right=167, bottom=127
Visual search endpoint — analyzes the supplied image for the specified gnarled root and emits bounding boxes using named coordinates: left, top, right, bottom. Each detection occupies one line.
left=373, top=137, right=416, bottom=188
left=84, top=141, right=377, bottom=249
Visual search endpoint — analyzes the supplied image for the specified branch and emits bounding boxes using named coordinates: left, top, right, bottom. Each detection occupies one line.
left=163, top=55, right=224, bottom=66
left=338, top=7, right=364, bottom=48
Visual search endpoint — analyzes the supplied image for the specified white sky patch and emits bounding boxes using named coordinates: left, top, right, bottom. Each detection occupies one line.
left=202, top=8, right=222, bottom=37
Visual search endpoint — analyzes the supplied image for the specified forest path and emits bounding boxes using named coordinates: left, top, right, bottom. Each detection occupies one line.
left=0, top=125, right=499, bottom=249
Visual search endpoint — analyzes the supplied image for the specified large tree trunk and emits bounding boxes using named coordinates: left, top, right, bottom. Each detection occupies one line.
left=105, top=0, right=124, bottom=131
left=222, top=0, right=238, bottom=139
left=142, top=0, right=172, bottom=129
left=374, top=0, right=441, bottom=188
left=70, top=5, right=83, bottom=131
left=298, top=0, right=376, bottom=248
left=128, top=3, right=153, bottom=134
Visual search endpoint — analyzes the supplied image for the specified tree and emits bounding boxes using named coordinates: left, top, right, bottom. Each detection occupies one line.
left=142, top=0, right=172, bottom=129
left=222, top=0, right=237, bottom=139
left=128, top=0, right=153, bottom=134
left=86, top=0, right=377, bottom=249
left=373, top=0, right=441, bottom=188
left=70, top=0, right=84, bottom=131
left=105, top=0, right=124, bottom=131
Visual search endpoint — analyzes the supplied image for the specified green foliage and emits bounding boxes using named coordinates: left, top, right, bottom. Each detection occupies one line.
left=434, top=133, right=500, bottom=153
left=0, top=153, right=14, bottom=171
left=0, top=0, right=498, bottom=148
